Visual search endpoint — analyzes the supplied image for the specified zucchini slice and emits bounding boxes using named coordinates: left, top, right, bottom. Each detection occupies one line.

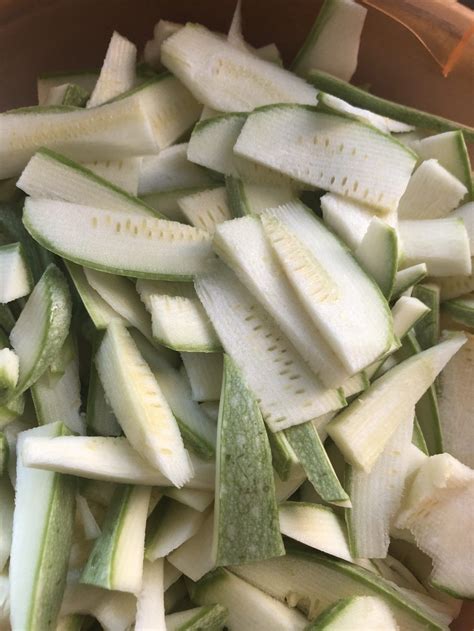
left=412, top=284, right=440, bottom=350
left=7, top=264, right=71, bottom=403
left=24, top=198, right=213, bottom=281
left=432, top=266, right=474, bottom=301
left=261, top=203, right=394, bottom=374
left=166, top=604, right=228, bottom=631
left=86, top=347, right=123, bottom=438
left=10, top=422, right=76, bottom=631
left=191, top=568, right=307, bottom=631
left=177, top=187, right=232, bottom=232
left=234, top=105, right=417, bottom=213
left=195, top=260, right=344, bottom=431
left=81, top=484, right=151, bottom=593
left=213, top=215, right=354, bottom=388
left=398, top=160, right=467, bottom=220
left=225, top=177, right=295, bottom=217
left=292, top=0, right=367, bottom=81
left=95, top=322, right=192, bottom=486
left=354, top=217, right=398, bottom=299
left=144, top=20, right=182, bottom=71
left=0, top=97, right=157, bottom=179
left=164, top=487, right=214, bottom=513
left=168, top=510, right=215, bottom=582
left=213, top=356, right=284, bottom=566
left=391, top=264, right=428, bottom=301
left=83, top=156, right=142, bottom=196
left=0, top=348, right=18, bottom=395
left=21, top=435, right=214, bottom=489
left=161, top=23, right=318, bottom=111
left=87, top=31, right=137, bottom=108
left=37, top=71, right=98, bottom=105
left=443, top=293, right=474, bottom=328
left=18, top=148, right=157, bottom=217
left=136, top=559, right=166, bottom=631
left=306, top=596, right=398, bottom=630
left=181, top=352, right=223, bottom=402
left=399, top=218, right=471, bottom=277
left=268, top=430, right=299, bottom=482
left=0, top=242, right=32, bottom=303
left=453, top=201, right=474, bottom=253
left=308, top=70, right=474, bottom=142
left=327, top=333, right=466, bottom=472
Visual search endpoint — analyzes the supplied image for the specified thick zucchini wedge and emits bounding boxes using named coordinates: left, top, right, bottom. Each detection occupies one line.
left=306, top=596, right=398, bottom=630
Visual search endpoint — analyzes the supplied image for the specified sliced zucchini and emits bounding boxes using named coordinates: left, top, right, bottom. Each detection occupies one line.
left=279, top=502, right=353, bottom=562
left=37, top=71, right=98, bottom=105
left=177, top=187, right=232, bottom=232
left=285, top=423, right=349, bottom=506
left=225, top=177, right=296, bottom=217
left=96, top=322, right=192, bottom=486
left=0, top=348, right=18, bottom=395
left=18, top=148, right=157, bottom=217
left=432, top=265, right=474, bottom=301
left=214, top=355, right=284, bottom=565
left=412, top=284, right=440, bottom=350
left=0, top=242, right=32, bottom=303
left=195, top=260, right=344, bottom=431
left=161, top=23, right=318, bottom=111
left=346, top=412, right=414, bottom=559
left=146, top=497, right=207, bottom=560
left=354, top=217, right=398, bottom=298
left=437, top=333, right=474, bottom=468
left=391, top=264, right=428, bottom=301
left=24, top=198, right=213, bottom=281
left=261, top=203, right=394, bottom=374
left=7, top=264, right=71, bottom=403
left=414, top=130, right=472, bottom=199
left=10, top=422, right=76, bottom=631
left=167, top=510, right=215, bottom=581
left=81, top=483, right=150, bottom=593
left=164, top=487, right=214, bottom=513
left=399, top=218, right=471, bottom=277
left=308, top=70, right=474, bottom=141
left=306, top=596, right=398, bottom=630
left=76, top=494, right=101, bottom=540
left=0, top=476, right=14, bottom=571
left=191, top=568, right=307, bottom=630
left=268, top=430, right=299, bottom=482
left=213, top=215, right=353, bottom=388
left=395, top=453, right=474, bottom=599
left=398, top=160, right=468, bottom=220
left=181, top=352, right=223, bottom=402
left=136, top=559, right=166, bottom=631
left=22, top=435, right=214, bottom=489
left=452, top=201, right=474, bottom=253
left=166, top=604, right=228, bottom=631
left=82, top=156, right=142, bottom=196
left=65, top=262, right=126, bottom=330
left=327, top=333, right=466, bottom=472
left=87, top=31, right=137, bottom=108
left=292, top=0, right=367, bottom=81
left=0, top=97, right=157, bottom=179
left=86, top=345, right=122, bottom=437
left=235, top=105, right=417, bottom=213
left=443, top=293, right=474, bottom=328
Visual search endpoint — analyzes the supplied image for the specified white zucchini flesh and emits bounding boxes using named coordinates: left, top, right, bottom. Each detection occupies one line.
left=181, top=352, right=223, bottom=402
left=10, top=422, right=76, bottom=631
left=443, top=293, right=474, bottom=327
left=307, top=595, right=399, bottom=630
left=37, top=71, right=98, bottom=105
left=213, top=356, right=284, bottom=566
left=87, top=31, right=137, bottom=108
left=452, top=201, right=474, bottom=253
left=0, top=476, right=14, bottom=572
left=65, top=262, right=126, bottom=330
left=432, top=264, right=474, bottom=301
left=0, top=348, right=18, bottom=393
left=437, top=333, right=474, bottom=468
left=0, top=243, right=32, bottom=303
left=83, top=268, right=152, bottom=340
left=144, top=19, right=182, bottom=70
left=395, top=453, right=474, bottom=599
left=391, top=264, right=428, bottom=300
left=231, top=550, right=447, bottom=630
left=135, top=559, right=166, bottom=631
left=164, top=487, right=214, bottom=513
left=195, top=261, right=344, bottom=432
left=138, top=143, right=214, bottom=196
left=177, top=187, right=232, bottom=232
left=7, top=264, right=71, bottom=402
left=261, top=203, right=394, bottom=374
left=137, top=279, right=221, bottom=352
left=346, top=412, right=415, bottom=559
left=0, top=98, right=157, bottom=179
left=140, top=188, right=212, bottom=222
left=225, top=178, right=296, bottom=217
left=76, top=494, right=101, bottom=540
left=414, top=130, right=472, bottom=198
left=213, top=215, right=354, bottom=388
left=24, top=199, right=213, bottom=281
left=321, top=192, right=397, bottom=252
left=21, top=436, right=214, bottom=489
left=161, top=23, right=318, bottom=112
left=166, top=604, right=228, bottom=631
left=397, top=159, right=468, bottom=220
left=82, top=157, right=142, bottom=196
left=274, top=464, right=308, bottom=503
left=354, top=217, right=398, bottom=299
left=234, top=106, right=417, bottom=213
left=146, top=498, right=207, bottom=560
left=268, top=429, right=300, bottom=482
left=96, top=321, right=192, bottom=487
left=200, top=400, right=220, bottom=422
left=192, top=568, right=308, bottom=631
left=292, top=0, right=367, bottom=81
left=279, top=502, right=353, bottom=562
left=167, top=510, right=215, bottom=582
left=327, top=333, right=466, bottom=472
left=81, top=484, right=150, bottom=593
left=399, top=218, right=472, bottom=277
left=18, top=148, right=156, bottom=217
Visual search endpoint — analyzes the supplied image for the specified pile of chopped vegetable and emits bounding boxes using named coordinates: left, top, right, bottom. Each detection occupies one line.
left=0, top=0, right=473, bottom=629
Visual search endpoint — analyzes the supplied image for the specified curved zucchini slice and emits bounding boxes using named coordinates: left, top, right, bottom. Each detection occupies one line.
left=136, top=559, right=166, bottom=631
left=166, top=604, right=228, bottom=631
left=225, top=177, right=295, bottom=217
left=177, top=187, right=232, bottom=233
left=391, top=264, right=428, bottom=301
left=354, top=217, right=398, bottom=299
left=307, top=596, right=398, bottom=630
left=6, top=264, right=71, bottom=404
left=24, top=198, right=213, bottom=281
